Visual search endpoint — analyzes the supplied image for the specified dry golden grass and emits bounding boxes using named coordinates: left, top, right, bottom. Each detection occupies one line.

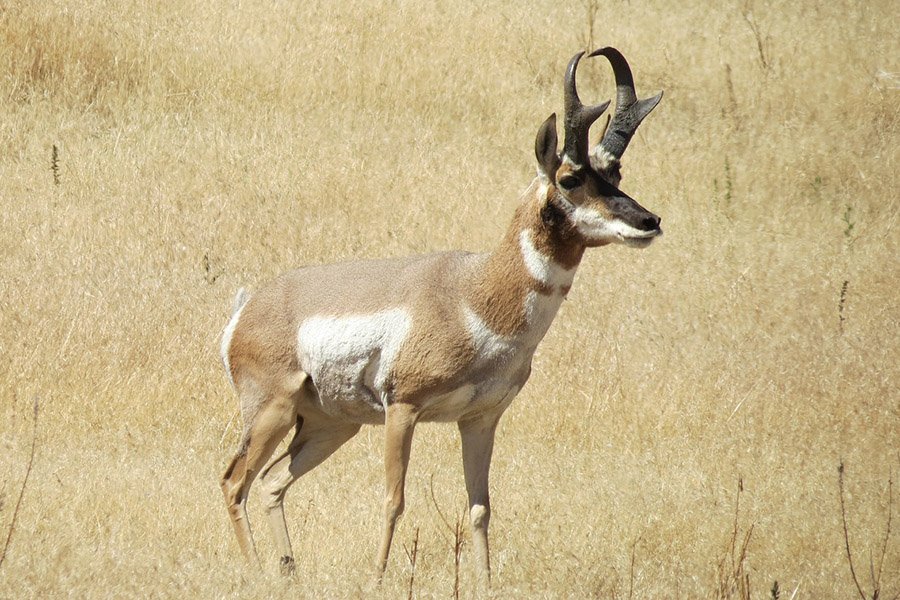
left=1, top=0, right=898, bottom=597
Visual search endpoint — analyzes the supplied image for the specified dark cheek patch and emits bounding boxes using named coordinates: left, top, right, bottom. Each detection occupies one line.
left=540, top=199, right=565, bottom=227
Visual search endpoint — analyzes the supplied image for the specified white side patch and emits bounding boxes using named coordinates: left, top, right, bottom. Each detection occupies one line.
left=297, top=308, right=413, bottom=398
left=220, top=301, right=247, bottom=388
left=519, top=229, right=576, bottom=289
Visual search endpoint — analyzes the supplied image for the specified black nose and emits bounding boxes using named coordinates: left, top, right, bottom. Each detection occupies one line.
left=641, top=214, right=661, bottom=231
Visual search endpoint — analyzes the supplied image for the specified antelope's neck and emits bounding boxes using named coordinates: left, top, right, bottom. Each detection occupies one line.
left=464, top=179, right=585, bottom=341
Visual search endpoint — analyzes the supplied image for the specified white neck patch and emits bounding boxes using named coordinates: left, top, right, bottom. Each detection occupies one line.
left=519, top=229, right=577, bottom=290
left=463, top=306, right=516, bottom=364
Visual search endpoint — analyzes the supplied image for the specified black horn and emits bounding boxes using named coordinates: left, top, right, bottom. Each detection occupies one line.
left=590, top=47, right=663, bottom=162
left=563, top=51, right=611, bottom=166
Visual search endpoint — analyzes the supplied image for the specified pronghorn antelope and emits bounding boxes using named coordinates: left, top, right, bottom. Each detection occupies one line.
left=220, top=47, right=663, bottom=582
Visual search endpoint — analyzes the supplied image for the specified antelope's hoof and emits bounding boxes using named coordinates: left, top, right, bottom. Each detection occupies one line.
left=280, top=555, right=296, bottom=576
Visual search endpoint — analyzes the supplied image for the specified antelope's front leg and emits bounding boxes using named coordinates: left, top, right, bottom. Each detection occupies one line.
left=375, top=401, right=418, bottom=581
left=459, top=414, right=500, bottom=584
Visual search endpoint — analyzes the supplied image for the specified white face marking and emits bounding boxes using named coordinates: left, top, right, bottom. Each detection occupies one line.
left=220, top=301, right=247, bottom=388
left=297, top=308, right=412, bottom=399
left=519, top=229, right=576, bottom=289
left=572, top=206, right=659, bottom=246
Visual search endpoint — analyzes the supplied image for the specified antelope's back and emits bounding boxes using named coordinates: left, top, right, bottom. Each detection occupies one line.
left=222, top=251, right=482, bottom=402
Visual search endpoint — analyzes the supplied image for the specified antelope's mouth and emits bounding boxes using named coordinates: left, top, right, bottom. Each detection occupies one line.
left=621, top=227, right=662, bottom=248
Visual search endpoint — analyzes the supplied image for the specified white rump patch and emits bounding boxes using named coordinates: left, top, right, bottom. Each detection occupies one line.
left=519, top=229, right=576, bottom=290
left=231, top=287, right=250, bottom=315
left=297, top=308, right=412, bottom=404
left=220, top=296, right=248, bottom=388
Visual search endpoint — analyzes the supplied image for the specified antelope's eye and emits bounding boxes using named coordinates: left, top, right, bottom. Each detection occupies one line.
left=558, top=174, right=581, bottom=190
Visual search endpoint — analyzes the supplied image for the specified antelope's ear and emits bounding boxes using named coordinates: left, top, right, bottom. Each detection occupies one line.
left=535, top=113, right=561, bottom=180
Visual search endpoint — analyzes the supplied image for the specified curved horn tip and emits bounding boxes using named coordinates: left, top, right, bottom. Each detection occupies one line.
left=589, top=46, right=624, bottom=60
left=566, top=51, right=586, bottom=78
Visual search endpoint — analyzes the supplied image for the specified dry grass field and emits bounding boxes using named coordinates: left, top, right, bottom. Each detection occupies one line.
left=1, top=0, right=898, bottom=597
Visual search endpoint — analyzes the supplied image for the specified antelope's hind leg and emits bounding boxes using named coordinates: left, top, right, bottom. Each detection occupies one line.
left=221, top=391, right=298, bottom=566
left=258, top=413, right=360, bottom=575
